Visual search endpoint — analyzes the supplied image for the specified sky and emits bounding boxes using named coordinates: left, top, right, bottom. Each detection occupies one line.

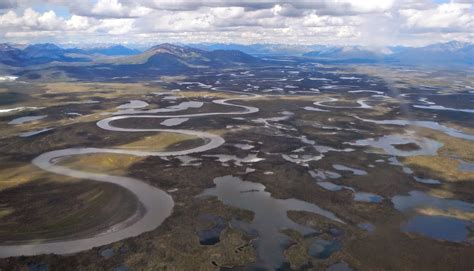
left=0, top=0, right=472, bottom=46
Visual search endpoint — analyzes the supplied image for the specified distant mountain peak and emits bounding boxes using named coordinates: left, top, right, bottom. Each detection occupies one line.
left=146, top=43, right=203, bottom=58
left=303, top=40, right=472, bottom=65
left=25, top=43, right=62, bottom=51
left=108, top=43, right=260, bottom=72
left=0, top=43, right=14, bottom=50
left=424, top=41, right=470, bottom=52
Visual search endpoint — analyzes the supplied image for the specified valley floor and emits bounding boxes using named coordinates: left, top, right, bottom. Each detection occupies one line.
left=0, top=63, right=473, bottom=270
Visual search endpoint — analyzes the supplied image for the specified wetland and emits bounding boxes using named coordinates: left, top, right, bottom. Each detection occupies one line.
left=0, top=61, right=473, bottom=271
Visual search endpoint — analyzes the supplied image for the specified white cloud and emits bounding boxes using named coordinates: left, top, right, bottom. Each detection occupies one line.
left=326, top=0, right=395, bottom=14
left=210, top=7, right=245, bottom=20
left=271, top=4, right=305, bottom=17
left=142, top=0, right=395, bottom=15
left=91, top=0, right=127, bottom=17
left=129, top=6, right=153, bottom=17
left=303, top=14, right=346, bottom=27
left=66, top=15, right=91, bottom=31
left=400, top=3, right=473, bottom=32
left=336, top=25, right=359, bottom=38
left=0, top=8, right=136, bottom=39
left=0, top=10, right=21, bottom=26
left=97, top=18, right=135, bottom=35
left=0, top=8, right=63, bottom=30
left=37, top=10, right=63, bottom=30
left=0, top=0, right=472, bottom=46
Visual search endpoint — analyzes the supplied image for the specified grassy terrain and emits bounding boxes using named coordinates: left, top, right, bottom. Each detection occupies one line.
left=401, top=128, right=474, bottom=182
left=0, top=70, right=473, bottom=271
left=402, top=156, right=474, bottom=182
left=0, top=179, right=138, bottom=242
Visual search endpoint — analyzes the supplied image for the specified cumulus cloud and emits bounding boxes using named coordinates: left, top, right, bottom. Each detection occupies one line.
left=66, top=15, right=91, bottom=31
left=400, top=3, right=473, bottom=32
left=271, top=4, right=305, bottom=17
left=141, top=0, right=395, bottom=14
left=0, top=7, right=138, bottom=39
left=315, top=0, right=395, bottom=15
left=91, top=0, right=127, bottom=17
left=303, top=14, right=348, bottom=27
left=0, top=8, right=63, bottom=31
left=0, top=0, right=472, bottom=45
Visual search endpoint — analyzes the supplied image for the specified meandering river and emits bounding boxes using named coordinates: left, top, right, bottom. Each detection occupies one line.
left=0, top=95, right=259, bottom=257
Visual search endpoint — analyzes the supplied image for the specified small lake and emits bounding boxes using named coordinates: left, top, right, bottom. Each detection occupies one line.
left=160, top=118, right=189, bottom=127
left=355, top=116, right=474, bottom=142
left=392, top=191, right=474, bottom=243
left=351, top=133, right=443, bottom=157
left=199, top=175, right=344, bottom=269
left=117, top=100, right=149, bottom=109
left=8, top=115, right=47, bottom=125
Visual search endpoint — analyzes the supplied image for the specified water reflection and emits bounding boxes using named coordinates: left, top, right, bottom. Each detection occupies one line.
left=413, top=105, right=474, bottom=114
left=160, top=118, right=189, bottom=127
left=350, top=133, right=443, bottom=157
left=354, top=116, right=474, bottom=141
left=353, top=192, right=383, bottom=203
left=117, top=100, right=149, bottom=109
left=19, top=128, right=53, bottom=137
left=0, top=95, right=260, bottom=257
left=199, top=175, right=344, bottom=269
left=308, top=239, right=341, bottom=259
left=458, top=160, right=474, bottom=172
left=392, top=191, right=474, bottom=242
left=314, top=98, right=372, bottom=109
left=8, top=115, right=47, bottom=125
left=197, top=214, right=227, bottom=246
left=402, top=216, right=472, bottom=243
left=332, top=164, right=367, bottom=176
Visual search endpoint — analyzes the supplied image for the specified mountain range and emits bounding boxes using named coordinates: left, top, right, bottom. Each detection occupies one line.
left=303, top=41, right=473, bottom=65
left=0, top=43, right=261, bottom=66
left=2, top=41, right=472, bottom=68
left=195, top=41, right=473, bottom=66
left=1, top=43, right=264, bottom=81
left=0, top=41, right=471, bottom=81
left=0, top=43, right=143, bottom=67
